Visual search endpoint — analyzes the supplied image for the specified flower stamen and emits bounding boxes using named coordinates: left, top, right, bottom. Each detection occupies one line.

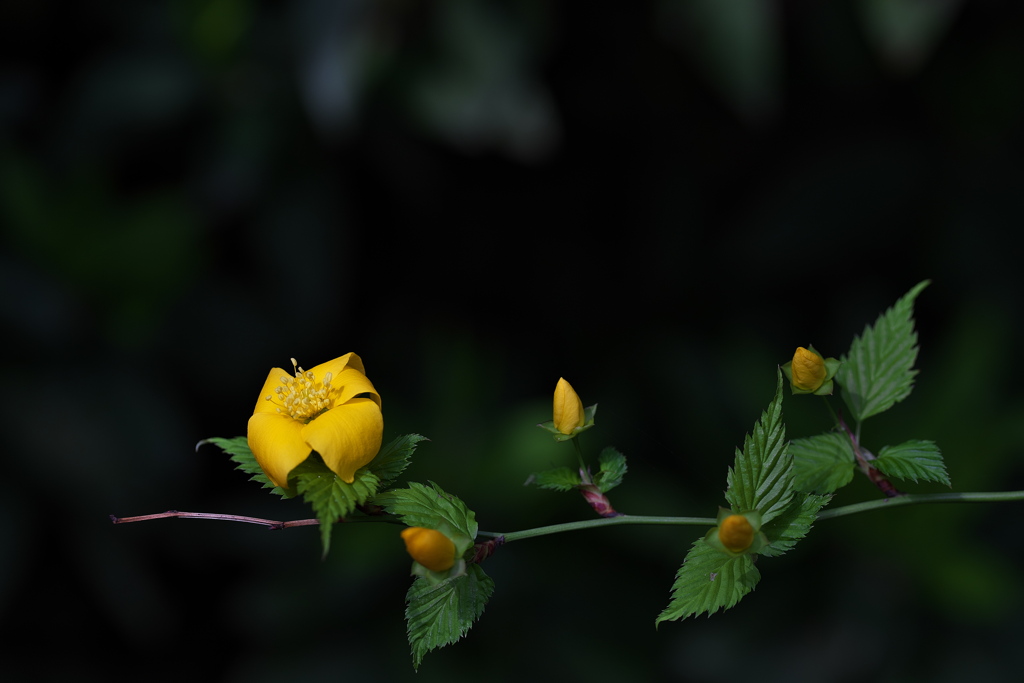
left=269, top=359, right=337, bottom=422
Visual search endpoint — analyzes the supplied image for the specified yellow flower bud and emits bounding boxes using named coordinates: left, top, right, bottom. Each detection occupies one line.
left=553, top=377, right=585, bottom=435
left=717, top=514, right=754, bottom=553
left=401, top=527, right=456, bottom=572
left=790, top=347, right=827, bottom=392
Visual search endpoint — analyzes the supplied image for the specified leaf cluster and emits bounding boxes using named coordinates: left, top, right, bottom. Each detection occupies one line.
left=657, top=373, right=829, bottom=625
left=658, top=280, right=946, bottom=625
left=530, top=446, right=628, bottom=493
left=204, top=433, right=494, bottom=668
left=374, top=481, right=492, bottom=669
left=791, top=281, right=949, bottom=495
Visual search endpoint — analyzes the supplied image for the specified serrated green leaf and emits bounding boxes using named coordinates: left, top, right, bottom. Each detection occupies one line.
left=199, top=435, right=252, bottom=461
left=595, top=447, right=627, bottom=493
left=759, top=493, right=831, bottom=557
left=374, top=481, right=478, bottom=539
left=199, top=436, right=292, bottom=498
left=789, top=432, right=856, bottom=494
left=725, top=371, right=793, bottom=523
left=289, top=453, right=380, bottom=557
left=369, top=434, right=427, bottom=490
left=838, top=280, right=929, bottom=422
left=406, top=564, right=494, bottom=670
left=656, top=538, right=761, bottom=625
left=530, top=467, right=581, bottom=492
left=875, top=439, right=950, bottom=486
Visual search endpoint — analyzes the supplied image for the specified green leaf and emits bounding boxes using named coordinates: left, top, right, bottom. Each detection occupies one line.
left=789, top=432, right=856, bottom=494
left=758, top=493, right=831, bottom=557
left=368, top=434, right=427, bottom=490
left=874, top=439, right=950, bottom=486
left=594, top=447, right=627, bottom=493
left=406, top=563, right=494, bottom=670
left=838, top=280, right=930, bottom=422
left=198, top=436, right=292, bottom=498
left=530, top=467, right=582, bottom=492
left=374, top=481, right=478, bottom=539
left=199, top=435, right=251, bottom=461
left=656, top=538, right=761, bottom=624
left=725, top=371, right=792, bottom=523
left=289, top=453, right=380, bottom=557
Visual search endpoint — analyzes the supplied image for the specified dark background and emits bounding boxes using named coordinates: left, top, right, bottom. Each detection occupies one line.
left=4, top=1, right=1024, bottom=681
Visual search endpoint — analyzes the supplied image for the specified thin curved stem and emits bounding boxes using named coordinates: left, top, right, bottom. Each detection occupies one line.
left=110, top=510, right=321, bottom=529
left=476, top=514, right=717, bottom=543
left=820, top=395, right=840, bottom=429
left=573, top=437, right=590, bottom=483
left=816, top=490, right=1024, bottom=520
left=110, top=510, right=400, bottom=529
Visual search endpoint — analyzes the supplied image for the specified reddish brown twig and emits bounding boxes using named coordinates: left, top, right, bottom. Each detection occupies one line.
left=469, top=536, right=505, bottom=564
left=110, top=510, right=320, bottom=530
left=577, top=483, right=622, bottom=517
left=837, top=415, right=902, bottom=498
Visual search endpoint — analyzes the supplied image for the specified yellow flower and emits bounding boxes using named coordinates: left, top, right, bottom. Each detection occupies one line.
left=717, top=514, right=755, bottom=553
left=706, top=508, right=766, bottom=556
left=781, top=345, right=840, bottom=396
left=401, top=527, right=456, bottom=572
left=247, top=353, right=383, bottom=488
left=553, top=377, right=585, bottom=435
left=790, top=346, right=827, bottom=392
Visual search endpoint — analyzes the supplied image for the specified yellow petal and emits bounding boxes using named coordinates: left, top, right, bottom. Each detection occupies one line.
left=306, top=354, right=380, bottom=408
left=303, top=397, right=384, bottom=483
left=791, top=347, right=826, bottom=391
left=553, top=377, right=585, bottom=435
left=401, top=527, right=456, bottom=572
left=332, top=366, right=382, bottom=409
left=307, top=353, right=360, bottom=382
left=247, top=412, right=311, bottom=488
left=251, top=367, right=291, bottom=414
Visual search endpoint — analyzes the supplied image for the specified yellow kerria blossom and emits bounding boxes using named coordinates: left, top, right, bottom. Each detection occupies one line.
left=553, top=377, right=585, bottom=435
left=247, top=352, right=383, bottom=488
left=401, top=527, right=457, bottom=572
left=717, top=514, right=755, bottom=553
left=790, top=346, right=827, bottom=392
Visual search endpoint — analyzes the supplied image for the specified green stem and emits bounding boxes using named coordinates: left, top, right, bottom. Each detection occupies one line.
left=477, top=490, right=1024, bottom=543
left=476, top=514, right=717, bottom=543
left=572, top=437, right=590, bottom=483
left=816, top=490, right=1024, bottom=520
left=820, top=395, right=839, bottom=429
